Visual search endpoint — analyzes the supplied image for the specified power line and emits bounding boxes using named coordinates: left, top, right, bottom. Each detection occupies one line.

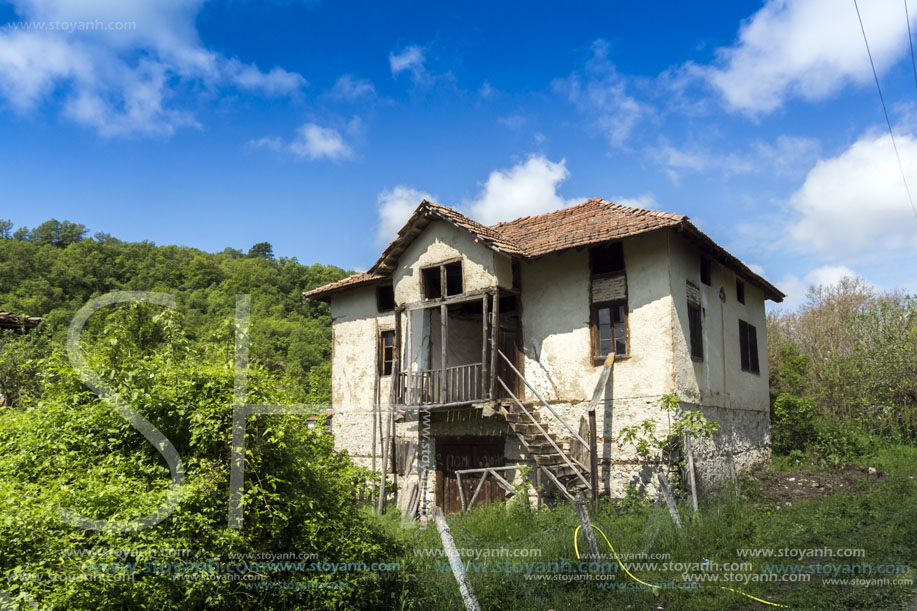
left=853, top=0, right=917, bottom=225
left=906, top=0, right=917, bottom=89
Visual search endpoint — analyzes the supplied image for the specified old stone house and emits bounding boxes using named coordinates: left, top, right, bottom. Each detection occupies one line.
left=304, top=198, right=784, bottom=514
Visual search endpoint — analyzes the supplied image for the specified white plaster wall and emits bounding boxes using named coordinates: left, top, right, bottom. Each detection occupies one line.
left=392, top=220, right=513, bottom=305
left=518, top=230, right=675, bottom=404
left=667, top=233, right=769, bottom=412
left=329, top=285, right=393, bottom=461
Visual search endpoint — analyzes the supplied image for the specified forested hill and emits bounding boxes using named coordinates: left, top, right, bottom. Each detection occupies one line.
left=0, top=218, right=349, bottom=401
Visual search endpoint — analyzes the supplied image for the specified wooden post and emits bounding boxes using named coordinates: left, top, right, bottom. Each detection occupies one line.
left=588, top=409, right=599, bottom=503
left=684, top=433, right=698, bottom=513
left=377, top=309, right=402, bottom=514
left=726, top=449, right=740, bottom=498
left=432, top=506, right=482, bottom=611
left=481, top=296, right=488, bottom=399
left=573, top=494, right=601, bottom=562
left=441, top=304, right=448, bottom=404
left=657, top=472, right=684, bottom=536
left=489, top=291, right=500, bottom=399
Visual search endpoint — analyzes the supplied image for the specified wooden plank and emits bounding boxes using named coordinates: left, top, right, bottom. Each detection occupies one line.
left=573, top=494, right=601, bottom=562
left=588, top=409, right=599, bottom=503
left=726, top=449, right=740, bottom=498
left=481, top=296, right=488, bottom=399
left=467, top=471, right=489, bottom=511
left=657, top=472, right=684, bottom=536
left=441, top=304, right=448, bottom=404
left=489, top=291, right=499, bottom=399
left=457, top=472, right=467, bottom=514
left=487, top=468, right=517, bottom=495
left=432, top=506, right=482, bottom=611
left=685, top=433, right=698, bottom=513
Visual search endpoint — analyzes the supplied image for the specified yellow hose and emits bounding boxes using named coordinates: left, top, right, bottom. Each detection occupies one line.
left=573, top=523, right=790, bottom=608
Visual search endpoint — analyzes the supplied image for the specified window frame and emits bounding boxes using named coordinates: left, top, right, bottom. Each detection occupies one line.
left=687, top=301, right=703, bottom=361
left=376, top=284, right=395, bottom=312
left=589, top=242, right=625, bottom=276
left=590, top=300, right=628, bottom=365
left=379, top=329, right=396, bottom=377
left=738, top=319, right=760, bottom=374
left=736, top=279, right=745, bottom=304
left=700, top=257, right=711, bottom=286
left=420, top=258, right=464, bottom=301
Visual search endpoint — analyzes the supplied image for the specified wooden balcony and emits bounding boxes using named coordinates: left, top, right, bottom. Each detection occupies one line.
left=396, top=362, right=485, bottom=407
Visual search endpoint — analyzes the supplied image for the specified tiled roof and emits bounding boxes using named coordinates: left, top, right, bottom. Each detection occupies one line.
left=493, top=198, right=685, bottom=258
left=0, top=312, right=41, bottom=330
left=302, top=272, right=385, bottom=300
left=303, top=198, right=785, bottom=302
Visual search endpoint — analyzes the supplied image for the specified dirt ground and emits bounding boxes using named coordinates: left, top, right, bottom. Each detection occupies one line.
left=752, top=464, right=886, bottom=503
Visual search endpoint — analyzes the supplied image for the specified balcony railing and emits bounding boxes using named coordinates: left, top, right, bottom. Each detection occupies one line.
left=396, top=362, right=485, bottom=406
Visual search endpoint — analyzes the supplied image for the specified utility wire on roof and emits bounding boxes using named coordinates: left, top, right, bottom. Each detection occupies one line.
left=853, top=0, right=917, bottom=224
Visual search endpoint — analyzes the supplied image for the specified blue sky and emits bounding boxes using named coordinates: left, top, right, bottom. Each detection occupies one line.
left=2, top=0, right=917, bottom=307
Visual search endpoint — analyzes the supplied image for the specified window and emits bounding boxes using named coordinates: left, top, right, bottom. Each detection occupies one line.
left=688, top=302, right=703, bottom=360
left=379, top=330, right=395, bottom=376
left=376, top=284, right=395, bottom=312
left=421, top=266, right=442, bottom=300
left=421, top=260, right=464, bottom=300
left=590, top=242, right=624, bottom=275
left=738, top=320, right=759, bottom=374
left=736, top=279, right=745, bottom=304
left=593, top=302, right=627, bottom=360
left=444, top=261, right=463, bottom=296
left=700, top=258, right=711, bottom=285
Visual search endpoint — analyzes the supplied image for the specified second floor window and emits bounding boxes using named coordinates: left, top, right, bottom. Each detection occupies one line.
left=738, top=319, right=759, bottom=374
left=593, top=301, right=627, bottom=361
left=688, top=302, right=703, bottom=360
left=421, top=260, right=464, bottom=300
left=380, top=330, right=395, bottom=376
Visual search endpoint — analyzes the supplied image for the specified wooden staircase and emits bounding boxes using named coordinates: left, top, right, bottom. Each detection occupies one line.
left=497, top=400, right=592, bottom=497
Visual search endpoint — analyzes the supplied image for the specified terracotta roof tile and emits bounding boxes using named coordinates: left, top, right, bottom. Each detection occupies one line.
left=303, top=198, right=785, bottom=302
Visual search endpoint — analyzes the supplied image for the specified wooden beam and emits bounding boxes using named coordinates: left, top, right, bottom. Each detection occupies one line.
left=574, top=494, right=601, bottom=562
left=432, top=506, right=482, bottom=611
left=481, top=296, right=488, bottom=400
left=685, top=433, right=698, bottom=513
left=441, top=304, right=448, bottom=405
left=377, top=309, right=402, bottom=514
left=588, top=409, right=599, bottom=503
left=467, top=471, right=489, bottom=511
left=657, top=472, right=684, bottom=536
left=489, top=291, right=499, bottom=399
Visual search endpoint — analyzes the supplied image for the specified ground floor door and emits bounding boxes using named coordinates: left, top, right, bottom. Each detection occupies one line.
left=435, top=435, right=506, bottom=514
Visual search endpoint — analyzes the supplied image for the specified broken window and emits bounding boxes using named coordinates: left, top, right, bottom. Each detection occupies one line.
left=589, top=242, right=624, bottom=275
left=376, top=284, right=395, bottom=312
left=738, top=319, right=759, bottom=374
left=421, top=260, right=464, bottom=300
left=380, top=329, right=395, bottom=376
left=444, top=261, right=464, bottom=296
left=700, top=257, right=711, bottom=286
left=688, top=302, right=703, bottom=360
left=421, top=266, right=442, bottom=300
left=593, top=301, right=627, bottom=360
left=736, top=279, right=745, bottom=304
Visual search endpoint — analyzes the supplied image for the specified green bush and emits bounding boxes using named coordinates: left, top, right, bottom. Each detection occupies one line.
left=0, top=303, right=400, bottom=610
left=771, top=392, right=816, bottom=455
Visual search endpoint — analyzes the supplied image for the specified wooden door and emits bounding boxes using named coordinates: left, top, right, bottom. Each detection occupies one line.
left=435, top=436, right=506, bottom=514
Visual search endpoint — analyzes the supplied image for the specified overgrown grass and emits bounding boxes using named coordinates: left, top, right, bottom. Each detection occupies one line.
left=389, top=444, right=917, bottom=610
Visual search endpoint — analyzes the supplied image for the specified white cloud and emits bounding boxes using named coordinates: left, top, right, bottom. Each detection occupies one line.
left=787, top=132, right=917, bottom=259
left=747, top=262, right=766, bottom=276
left=326, top=74, right=375, bottom=101
left=775, top=265, right=860, bottom=308
left=0, top=0, right=305, bottom=136
left=389, top=45, right=425, bottom=78
left=552, top=39, right=647, bottom=147
left=465, top=155, right=578, bottom=225
left=376, top=186, right=436, bottom=245
left=698, top=0, right=914, bottom=114
left=289, top=123, right=352, bottom=161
